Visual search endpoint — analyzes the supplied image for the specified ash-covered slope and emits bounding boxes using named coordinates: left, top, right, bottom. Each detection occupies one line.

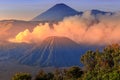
left=32, top=3, right=81, bottom=21
left=0, top=42, right=33, bottom=61
left=19, top=36, right=86, bottom=67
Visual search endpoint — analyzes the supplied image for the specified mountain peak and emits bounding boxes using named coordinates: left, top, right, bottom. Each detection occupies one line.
left=54, top=3, right=70, bottom=7
left=55, top=3, right=67, bottom=6
left=41, top=36, right=79, bottom=47
left=32, top=3, right=81, bottom=21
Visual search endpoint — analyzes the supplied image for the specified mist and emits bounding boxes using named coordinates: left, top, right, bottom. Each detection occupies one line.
left=9, top=11, right=120, bottom=45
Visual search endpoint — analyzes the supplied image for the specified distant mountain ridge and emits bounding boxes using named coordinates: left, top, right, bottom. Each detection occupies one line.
left=32, top=3, right=113, bottom=22
left=32, top=3, right=82, bottom=21
left=90, top=9, right=113, bottom=15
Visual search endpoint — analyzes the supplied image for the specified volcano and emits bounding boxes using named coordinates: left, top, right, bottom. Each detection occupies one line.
left=32, top=3, right=81, bottom=21
left=18, top=36, right=88, bottom=67
left=0, top=36, right=102, bottom=67
left=18, top=36, right=102, bottom=67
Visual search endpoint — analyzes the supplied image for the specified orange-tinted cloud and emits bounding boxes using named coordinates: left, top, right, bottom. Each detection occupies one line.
left=9, top=11, right=120, bottom=45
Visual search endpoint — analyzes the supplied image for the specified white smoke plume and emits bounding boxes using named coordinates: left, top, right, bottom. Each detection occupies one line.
left=9, top=11, right=120, bottom=45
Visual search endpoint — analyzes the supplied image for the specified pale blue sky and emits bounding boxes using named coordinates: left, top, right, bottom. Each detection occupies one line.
left=0, top=0, right=120, bottom=20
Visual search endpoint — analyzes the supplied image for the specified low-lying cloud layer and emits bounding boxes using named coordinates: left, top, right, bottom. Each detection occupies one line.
left=9, top=11, right=120, bottom=45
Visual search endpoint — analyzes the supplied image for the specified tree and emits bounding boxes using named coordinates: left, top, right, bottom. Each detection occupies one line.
left=12, top=72, right=31, bottom=80
left=66, top=66, right=83, bottom=79
left=35, top=70, right=47, bottom=80
left=46, top=72, right=54, bottom=80
left=81, top=44, right=120, bottom=80
left=81, top=50, right=97, bottom=70
left=54, top=69, right=63, bottom=80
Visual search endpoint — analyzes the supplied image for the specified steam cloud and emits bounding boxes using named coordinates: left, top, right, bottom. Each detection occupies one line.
left=9, top=11, right=120, bottom=45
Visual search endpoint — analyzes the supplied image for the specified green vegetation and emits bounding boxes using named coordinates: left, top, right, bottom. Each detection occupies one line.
left=12, top=72, right=31, bottom=80
left=81, top=44, right=120, bottom=80
left=12, top=44, right=120, bottom=80
left=35, top=70, right=54, bottom=80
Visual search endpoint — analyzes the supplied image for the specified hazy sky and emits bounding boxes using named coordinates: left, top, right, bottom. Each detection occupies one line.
left=0, top=0, right=120, bottom=20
